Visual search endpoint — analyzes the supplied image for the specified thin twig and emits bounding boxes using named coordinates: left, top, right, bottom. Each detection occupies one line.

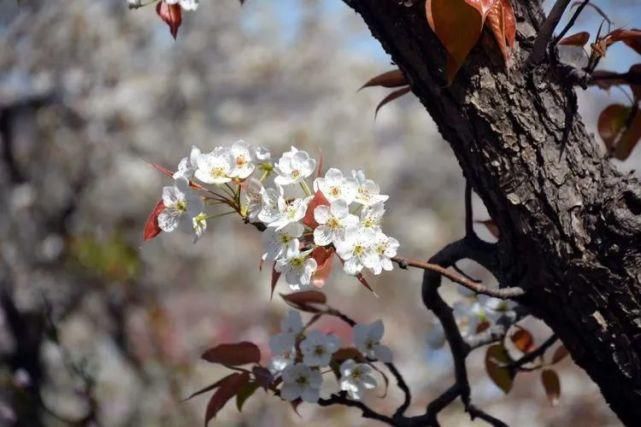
left=527, top=0, right=573, bottom=66
left=392, top=256, right=525, bottom=299
left=553, top=0, right=590, bottom=45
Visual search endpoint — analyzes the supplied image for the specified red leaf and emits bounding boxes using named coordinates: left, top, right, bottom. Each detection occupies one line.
left=311, top=246, right=335, bottom=288
left=143, top=200, right=164, bottom=241
left=270, top=262, right=281, bottom=299
left=252, top=366, right=273, bottom=390
left=375, top=86, right=411, bottom=117
left=201, top=342, right=261, bottom=366
left=485, top=344, right=514, bottom=394
left=303, top=191, right=330, bottom=229
left=541, top=369, right=561, bottom=406
left=559, top=31, right=590, bottom=47
left=280, top=290, right=327, bottom=313
left=598, top=104, right=641, bottom=160
left=486, top=0, right=516, bottom=65
left=359, top=69, right=408, bottom=90
left=205, top=372, right=250, bottom=425
left=606, top=28, right=641, bottom=55
left=510, top=328, right=534, bottom=353
left=426, top=0, right=485, bottom=83
left=185, top=375, right=234, bottom=401
left=156, top=1, right=182, bottom=39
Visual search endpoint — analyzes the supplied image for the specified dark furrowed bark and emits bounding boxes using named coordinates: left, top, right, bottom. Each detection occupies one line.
left=342, top=0, right=641, bottom=424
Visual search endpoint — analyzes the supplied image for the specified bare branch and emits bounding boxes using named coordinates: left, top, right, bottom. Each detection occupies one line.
left=527, top=0, right=573, bottom=66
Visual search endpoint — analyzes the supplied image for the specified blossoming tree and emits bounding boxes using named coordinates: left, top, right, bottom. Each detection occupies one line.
left=132, top=0, right=641, bottom=426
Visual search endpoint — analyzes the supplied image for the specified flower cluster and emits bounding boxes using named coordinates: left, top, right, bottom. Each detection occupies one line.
left=151, top=142, right=399, bottom=291
left=268, top=311, right=390, bottom=402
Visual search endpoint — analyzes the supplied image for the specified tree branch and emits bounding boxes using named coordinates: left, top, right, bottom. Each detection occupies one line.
left=527, top=0, right=573, bottom=66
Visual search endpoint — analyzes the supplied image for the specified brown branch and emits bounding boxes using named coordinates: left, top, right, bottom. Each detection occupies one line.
left=527, top=0, right=573, bottom=66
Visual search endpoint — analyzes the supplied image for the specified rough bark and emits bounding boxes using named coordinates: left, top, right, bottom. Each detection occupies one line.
left=343, top=0, right=641, bottom=424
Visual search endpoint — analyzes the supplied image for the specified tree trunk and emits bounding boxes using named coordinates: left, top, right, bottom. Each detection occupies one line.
left=343, top=0, right=641, bottom=424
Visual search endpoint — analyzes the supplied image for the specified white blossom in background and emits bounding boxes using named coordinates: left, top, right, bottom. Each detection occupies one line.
left=484, top=297, right=518, bottom=324
left=313, top=200, right=359, bottom=246
left=158, top=177, right=204, bottom=234
left=280, top=310, right=304, bottom=335
left=274, top=147, right=316, bottom=186
left=300, top=331, right=340, bottom=367
left=426, top=320, right=446, bottom=349
left=335, top=228, right=378, bottom=275
left=314, top=168, right=357, bottom=203
left=268, top=333, right=296, bottom=375
left=280, top=363, right=322, bottom=403
left=339, top=360, right=377, bottom=400
left=275, top=244, right=318, bottom=290
left=165, top=0, right=199, bottom=11
left=194, top=147, right=234, bottom=185
left=262, top=222, right=304, bottom=262
left=192, top=212, right=208, bottom=242
left=453, top=299, right=487, bottom=337
left=229, top=140, right=255, bottom=179
left=353, top=320, right=393, bottom=362
left=352, top=170, right=389, bottom=206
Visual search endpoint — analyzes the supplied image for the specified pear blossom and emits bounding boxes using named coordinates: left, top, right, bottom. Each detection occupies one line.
left=335, top=228, right=378, bottom=275
left=257, top=186, right=283, bottom=224
left=369, top=232, right=399, bottom=275
left=192, top=212, right=208, bottom=242
left=254, top=146, right=271, bottom=161
left=313, top=200, right=359, bottom=246
left=313, top=168, right=357, bottom=204
left=359, top=202, right=385, bottom=232
left=280, top=363, right=322, bottom=403
left=275, top=245, right=318, bottom=290
left=229, top=140, right=255, bottom=179
left=194, top=147, right=234, bottom=185
left=173, top=146, right=201, bottom=180
left=453, top=300, right=487, bottom=337
left=263, top=222, right=304, bottom=262
left=300, top=331, right=340, bottom=367
left=165, top=0, right=199, bottom=11
left=158, top=178, right=204, bottom=234
left=339, top=360, right=377, bottom=400
left=484, top=297, right=518, bottom=324
left=268, top=196, right=311, bottom=230
left=353, top=320, right=393, bottom=363
left=243, top=178, right=264, bottom=221
left=268, top=333, right=297, bottom=375
left=280, top=310, right=304, bottom=335
left=274, top=147, right=316, bottom=186
left=352, top=170, right=389, bottom=206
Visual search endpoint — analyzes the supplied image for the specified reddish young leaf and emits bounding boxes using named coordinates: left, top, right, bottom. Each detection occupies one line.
left=303, top=191, right=330, bottom=229
left=201, top=342, right=261, bottom=366
left=311, top=246, right=335, bottom=288
left=270, top=262, right=281, bottom=299
left=551, top=345, right=569, bottom=364
left=485, top=344, right=514, bottom=394
left=598, top=104, right=631, bottom=151
left=510, top=328, right=534, bottom=353
left=541, top=369, right=561, bottom=406
left=426, top=0, right=485, bottom=83
left=280, top=290, right=327, bottom=313
left=235, top=381, right=260, bottom=412
left=486, top=0, right=516, bottom=65
left=143, top=200, right=164, bottom=241
left=156, top=1, right=182, bottom=40
left=375, top=86, right=411, bottom=117
left=359, top=69, right=408, bottom=90
left=614, top=108, right=641, bottom=160
left=205, top=372, right=250, bottom=425
left=252, top=366, right=273, bottom=390
left=606, top=28, right=641, bottom=55
left=559, top=31, right=590, bottom=47
left=185, top=375, right=233, bottom=401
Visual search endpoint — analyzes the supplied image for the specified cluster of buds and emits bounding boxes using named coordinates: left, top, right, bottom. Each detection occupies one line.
left=268, top=310, right=391, bottom=402
left=147, top=141, right=399, bottom=292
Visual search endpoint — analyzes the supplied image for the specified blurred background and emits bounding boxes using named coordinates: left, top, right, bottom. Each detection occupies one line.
left=0, top=0, right=639, bottom=426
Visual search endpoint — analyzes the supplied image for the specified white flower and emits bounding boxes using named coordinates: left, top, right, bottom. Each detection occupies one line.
left=269, top=333, right=296, bottom=375
left=300, top=331, right=340, bottom=367
left=243, top=178, right=264, bottom=221
left=313, top=200, right=359, bottom=246
left=173, top=146, right=201, bottom=180
left=194, top=147, right=234, bottom=185
left=339, top=360, right=377, bottom=400
left=275, top=245, right=318, bottom=290
left=335, top=228, right=378, bottom=275
left=268, top=196, right=311, bottom=231
left=353, top=320, right=393, bottom=363
left=192, top=212, right=208, bottom=242
left=352, top=170, right=389, bottom=206
left=257, top=186, right=283, bottom=224
left=280, top=363, right=322, bottom=403
left=254, top=146, right=271, bottom=161
left=453, top=300, right=486, bottom=337
left=359, top=202, right=385, bottom=232
left=165, top=0, right=199, bottom=11
left=158, top=178, right=204, bottom=234
left=313, top=168, right=357, bottom=204
left=274, top=147, right=316, bottom=186
left=263, top=222, right=304, bottom=262
left=229, top=140, right=255, bottom=179
left=281, top=310, right=304, bottom=335
left=483, top=298, right=517, bottom=324
left=369, top=232, right=399, bottom=275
